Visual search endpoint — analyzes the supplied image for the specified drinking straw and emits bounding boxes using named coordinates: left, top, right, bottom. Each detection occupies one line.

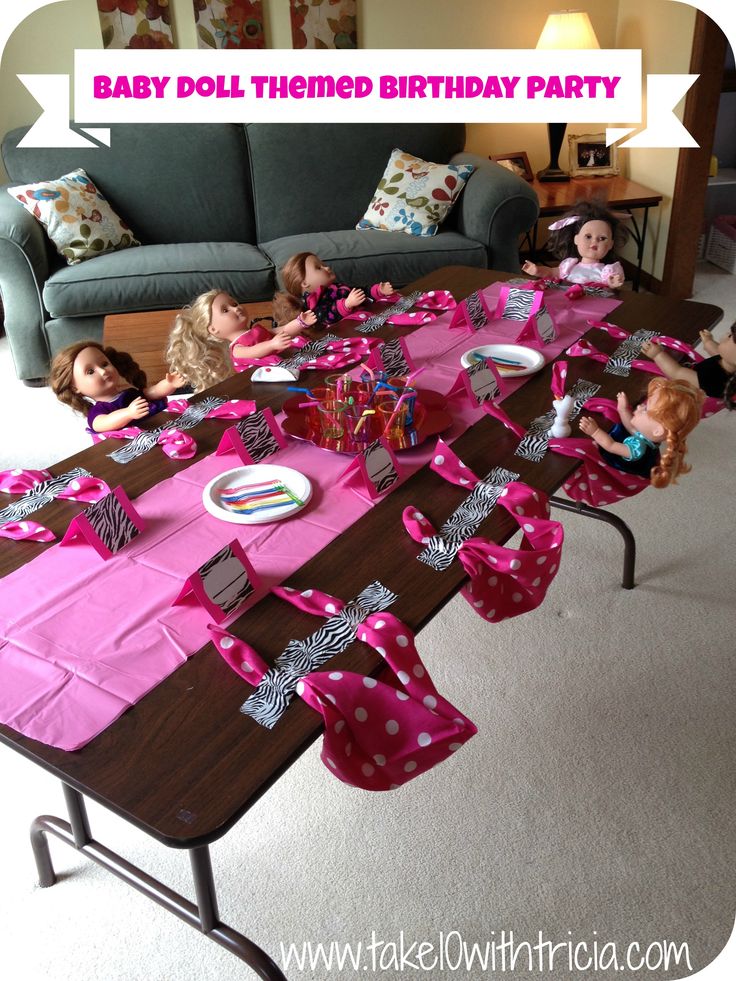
left=381, top=393, right=409, bottom=434
left=362, top=364, right=375, bottom=381
left=287, top=386, right=315, bottom=397
left=353, top=408, right=376, bottom=435
left=298, top=400, right=321, bottom=408
left=405, top=366, right=426, bottom=386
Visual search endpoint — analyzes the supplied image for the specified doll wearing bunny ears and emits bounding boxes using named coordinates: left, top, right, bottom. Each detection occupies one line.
left=522, top=201, right=628, bottom=288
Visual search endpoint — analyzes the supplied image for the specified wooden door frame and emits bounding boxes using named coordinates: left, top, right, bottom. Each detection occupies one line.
left=661, top=11, right=727, bottom=298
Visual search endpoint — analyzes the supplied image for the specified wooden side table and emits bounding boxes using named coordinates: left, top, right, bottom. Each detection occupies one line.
left=526, top=175, right=663, bottom=291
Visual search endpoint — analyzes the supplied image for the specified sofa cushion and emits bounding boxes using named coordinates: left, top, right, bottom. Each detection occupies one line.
left=245, top=123, right=467, bottom=243
left=357, top=149, right=474, bottom=237
left=2, top=124, right=257, bottom=246
left=8, top=168, right=140, bottom=265
left=261, top=229, right=487, bottom=290
left=43, top=243, right=274, bottom=318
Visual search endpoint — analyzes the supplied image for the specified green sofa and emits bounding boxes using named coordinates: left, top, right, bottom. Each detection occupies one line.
left=0, top=122, right=539, bottom=383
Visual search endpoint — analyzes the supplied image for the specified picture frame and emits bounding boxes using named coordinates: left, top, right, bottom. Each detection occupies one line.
left=490, top=152, right=534, bottom=182
left=568, top=133, right=620, bottom=178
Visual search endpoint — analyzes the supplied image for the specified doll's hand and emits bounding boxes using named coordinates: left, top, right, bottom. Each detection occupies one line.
left=272, top=331, right=294, bottom=353
left=579, top=415, right=600, bottom=437
left=379, top=281, right=395, bottom=296
left=608, top=272, right=625, bottom=289
left=616, top=391, right=630, bottom=414
left=640, top=340, right=661, bottom=360
left=127, top=396, right=150, bottom=422
left=166, top=370, right=186, bottom=388
left=522, top=260, right=539, bottom=276
left=345, top=288, right=366, bottom=310
left=299, top=310, right=317, bottom=328
left=699, top=329, right=714, bottom=345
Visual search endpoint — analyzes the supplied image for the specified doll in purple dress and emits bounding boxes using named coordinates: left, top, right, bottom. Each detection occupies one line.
left=522, top=201, right=628, bottom=288
left=272, top=252, right=396, bottom=327
left=50, top=341, right=183, bottom=434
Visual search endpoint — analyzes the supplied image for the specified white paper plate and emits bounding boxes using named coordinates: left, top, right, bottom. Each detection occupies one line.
left=461, top=344, right=546, bottom=377
left=202, top=464, right=312, bottom=524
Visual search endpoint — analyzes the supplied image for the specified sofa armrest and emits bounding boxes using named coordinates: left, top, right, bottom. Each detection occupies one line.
left=449, top=153, right=539, bottom=272
left=0, top=185, right=51, bottom=381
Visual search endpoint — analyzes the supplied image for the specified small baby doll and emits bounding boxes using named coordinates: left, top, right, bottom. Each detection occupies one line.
left=272, top=252, right=395, bottom=327
left=579, top=377, right=704, bottom=488
left=50, top=341, right=183, bottom=434
left=641, top=321, right=736, bottom=399
left=166, top=289, right=315, bottom=391
left=522, top=201, right=628, bottom=288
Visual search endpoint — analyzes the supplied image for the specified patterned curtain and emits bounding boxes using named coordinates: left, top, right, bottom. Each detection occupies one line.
left=194, top=0, right=266, bottom=49
left=289, top=0, right=357, bottom=49
left=96, top=1, right=174, bottom=49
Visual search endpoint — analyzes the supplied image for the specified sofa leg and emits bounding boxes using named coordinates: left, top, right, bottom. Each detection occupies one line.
left=22, top=377, right=48, bottom=388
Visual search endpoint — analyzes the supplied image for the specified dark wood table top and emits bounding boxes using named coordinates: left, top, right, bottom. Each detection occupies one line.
left=0, top=267, right=722, bottom=848
left=530, top=175, right=663, bottom=215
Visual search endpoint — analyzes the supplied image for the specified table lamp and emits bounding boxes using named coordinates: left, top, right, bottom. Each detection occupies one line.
left=535, top=10, right=600, bottom=182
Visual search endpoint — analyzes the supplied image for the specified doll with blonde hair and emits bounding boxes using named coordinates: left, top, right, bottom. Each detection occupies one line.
left=272, top=252, right=395, bottom=326
left=50, top=341, right=183, bottom=434
left=579, top=377, right=704, bottom=488
left=166, top=289, right=315, bottom=390
left=522, top=201, right=628, bottom=288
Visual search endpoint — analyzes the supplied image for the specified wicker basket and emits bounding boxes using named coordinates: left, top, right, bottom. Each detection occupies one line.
left=706, top=216, right=736, bottom=273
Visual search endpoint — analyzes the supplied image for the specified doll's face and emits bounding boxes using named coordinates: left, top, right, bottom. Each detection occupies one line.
left=207, top=292, right=247, bottom=342
left=630, top=391, right=666, bottom=442
left=574, top=220, right=613, bottom=263
left=72, top=346, right=127, bottom=401
left=301, top=255, right=336, bottom=292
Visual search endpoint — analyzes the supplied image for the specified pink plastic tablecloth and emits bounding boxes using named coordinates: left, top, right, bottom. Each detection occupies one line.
left=0, top=284, right=620, bottom=750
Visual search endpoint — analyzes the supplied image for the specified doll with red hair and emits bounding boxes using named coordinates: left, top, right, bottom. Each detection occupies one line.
left=579, top=377, right=704, bottom=488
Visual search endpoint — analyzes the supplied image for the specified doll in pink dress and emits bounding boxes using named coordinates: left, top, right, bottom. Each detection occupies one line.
left=166, top=289, right=316, bottom=391
left=272, top=252, right=397, bottom=327
left=522, top=201, right=628, bottom=288
left=50, top=341, right=184, bottom=434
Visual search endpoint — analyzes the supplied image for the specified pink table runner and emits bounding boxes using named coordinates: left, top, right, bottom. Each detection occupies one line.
left=0, top=284, right=620, bottom=750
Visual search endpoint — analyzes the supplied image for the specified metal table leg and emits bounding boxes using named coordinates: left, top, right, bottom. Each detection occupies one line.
left=550, top=495, right=636, bottom=589
left=29, top=783, right=287, bottom=980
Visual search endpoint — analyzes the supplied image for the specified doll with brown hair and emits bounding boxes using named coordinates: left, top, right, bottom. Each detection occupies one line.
left=522, top=200, right=628, bottom=288
left=50, top=341, right=184, bottom=434
left=166, top=289, right=316, bottom=390
left=579, top=377, right=704, bottom=488
left=272, top=252, right=396, bottom=327
left=641, top=321, right=736, bottom=400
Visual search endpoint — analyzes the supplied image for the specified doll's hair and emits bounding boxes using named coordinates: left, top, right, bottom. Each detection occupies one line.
left=548, top=200, right=629, bottom=260
left=724, top=371, right=736, bottom=411
left=272, top=251, right=315, bottom=325
left=647, top=377, right=704, bottom=488
left=50, top=341, right=148, bottom=417
left=165, top=289, right=234, bottom=393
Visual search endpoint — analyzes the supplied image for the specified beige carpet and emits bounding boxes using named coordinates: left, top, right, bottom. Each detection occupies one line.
left=0, top=265, right=734, bottom=981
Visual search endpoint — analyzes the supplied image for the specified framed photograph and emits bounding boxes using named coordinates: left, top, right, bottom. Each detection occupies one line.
left=568, top=133, right=619, bottom=178
left=490, top=152, right=534, bottom=182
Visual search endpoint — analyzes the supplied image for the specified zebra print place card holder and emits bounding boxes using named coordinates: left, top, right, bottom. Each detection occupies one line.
left=339, top=438, right=402, bottom=500
left=59, top=486, right=145, bottom=560
left=215, top=408, right=286, bottom=465
left=173, top=539, right=262, bottom=624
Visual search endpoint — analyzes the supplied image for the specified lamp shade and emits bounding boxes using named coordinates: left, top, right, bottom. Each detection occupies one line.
left=536, top=10, right=600, bottom=49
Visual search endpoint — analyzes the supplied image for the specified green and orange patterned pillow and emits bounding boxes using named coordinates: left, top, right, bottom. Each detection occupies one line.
left=7, top=168, right=140, bottom=265
left=357, top=149, right=474, bottom=237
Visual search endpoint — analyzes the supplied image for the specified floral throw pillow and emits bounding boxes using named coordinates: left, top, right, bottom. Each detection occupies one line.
left=357, top=149, right=474, bottom=237
left=7, top=168, right=140, bottom=265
